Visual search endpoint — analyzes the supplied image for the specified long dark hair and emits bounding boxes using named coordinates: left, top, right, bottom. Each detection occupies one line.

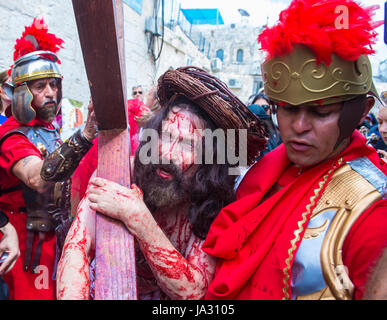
left=135, top=96, right=236, bottom=239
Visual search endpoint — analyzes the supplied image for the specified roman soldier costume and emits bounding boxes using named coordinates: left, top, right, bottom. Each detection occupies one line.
left=203, top=0, right=387, bottom=300
left=0, top=18, right=93, bottom=299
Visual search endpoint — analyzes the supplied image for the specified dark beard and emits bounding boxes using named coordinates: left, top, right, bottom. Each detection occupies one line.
left=134, top=155, right=194, bottom=213
left=36, top=100, right=57, bottom=123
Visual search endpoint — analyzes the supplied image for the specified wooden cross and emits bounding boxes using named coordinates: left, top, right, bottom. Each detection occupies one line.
left=72, top=0, right=137, bottom=300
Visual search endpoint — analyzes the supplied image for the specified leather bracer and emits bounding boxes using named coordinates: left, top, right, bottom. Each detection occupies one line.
left=40, top=129, right=93, bottom=182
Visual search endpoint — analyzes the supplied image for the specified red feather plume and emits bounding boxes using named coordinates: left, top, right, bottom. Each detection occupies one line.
left=13, top=17, right=64, bottom=61
left=9, top=18, right=64, bottom=76
left=257, top=0, right=383, bottom=65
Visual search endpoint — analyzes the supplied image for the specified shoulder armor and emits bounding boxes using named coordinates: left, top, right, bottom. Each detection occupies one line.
left=293, top=158, right=386, bottom=300
left=0, top=126, right=30, bottom=147
left=319, top=159, right=386, bottom=299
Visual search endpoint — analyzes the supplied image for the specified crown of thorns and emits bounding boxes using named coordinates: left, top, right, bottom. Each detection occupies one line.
left=157, top=66, right=268, bottom=164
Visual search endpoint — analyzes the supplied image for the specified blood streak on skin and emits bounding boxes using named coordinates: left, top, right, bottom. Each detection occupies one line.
left=131, top=184, right=143, bottom=195
left=141, top=242, right=196, bottom=283
left=176, top=213, right=189, bottom=252
left=89, top=184, right=108, bottom=195
left=137, top=212, right=211, bottom=299
left=162, top=111, right=200, bottom=172
left=115, top=191, right=131, bottom=199
left=57, top=200, right=92, bottom=300
left=59, top=237, right=90, bottom=299
left=187, top=238, right=211, bottom=286
left=115, top=186, right=142, bottom=200
left=167, top=111, right=185, bottom=125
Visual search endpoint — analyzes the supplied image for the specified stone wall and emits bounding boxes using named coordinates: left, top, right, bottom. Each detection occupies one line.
left=0, top=0, right=90, bottom=106
left=193, top=23, right=266, bottom=104
left=0, top=0, right=211, bottom=116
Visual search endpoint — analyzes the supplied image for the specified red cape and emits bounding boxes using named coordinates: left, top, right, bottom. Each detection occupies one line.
left=0, top=116, right=58, bottom=300
left=203, top=131, right=386, bottom=299
left=0, top=116, right=50, bottom=192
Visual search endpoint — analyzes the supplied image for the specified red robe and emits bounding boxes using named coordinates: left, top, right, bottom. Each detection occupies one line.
left=203, top=131, right=387, bottom=300
left=0, top=116, right=57, bottom=300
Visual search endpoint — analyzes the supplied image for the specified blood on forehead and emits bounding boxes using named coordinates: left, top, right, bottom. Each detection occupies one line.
left=162, top=107, right=204, bottom=138
left=160, top=107, right=205, bottom=171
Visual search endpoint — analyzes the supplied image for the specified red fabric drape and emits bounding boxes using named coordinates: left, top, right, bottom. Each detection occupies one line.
left=203, top=131, right=386, bottom=299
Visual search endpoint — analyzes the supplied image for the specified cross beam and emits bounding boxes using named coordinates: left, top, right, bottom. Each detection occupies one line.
left=72, top=0, right=137, bottom=300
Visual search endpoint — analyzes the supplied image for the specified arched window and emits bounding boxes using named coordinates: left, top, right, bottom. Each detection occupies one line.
left=236, top=49, right=243, bottom=62
left=216, top=49, right=224, bottom=61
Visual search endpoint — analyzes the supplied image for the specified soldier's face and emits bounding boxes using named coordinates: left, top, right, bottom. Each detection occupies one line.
left=277, top=102, right=345, bottom=167
left=29, top=78, right=59, bottom=122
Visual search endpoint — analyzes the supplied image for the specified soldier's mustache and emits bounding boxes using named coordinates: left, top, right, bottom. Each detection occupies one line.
left=36, top=99, right=58, bottom=122
left=42, top=99, right=57, bottom=107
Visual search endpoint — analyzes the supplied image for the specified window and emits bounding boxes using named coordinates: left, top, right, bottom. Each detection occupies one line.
left=253, top=78, right=263, bottom=94
left=216, top=49, right=224, bottom=62
left=236, top=49, right=243, bottom=63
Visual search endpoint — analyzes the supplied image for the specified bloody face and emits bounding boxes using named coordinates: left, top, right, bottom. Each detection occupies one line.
left=28, top=77, right=59, bottom=123
left=135, top=107, right=205, bottom=212
left=159, top=107, right=205, bottom=174
left=277, top=102, right=348, bottom=167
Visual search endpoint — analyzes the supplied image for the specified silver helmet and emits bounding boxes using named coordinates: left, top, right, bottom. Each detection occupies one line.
left=11, top=50, right=62, bottom=123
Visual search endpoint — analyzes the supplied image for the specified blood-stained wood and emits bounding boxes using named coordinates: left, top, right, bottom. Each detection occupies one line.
left=72, top=0, right=137, bottom=300
left=95, top=130, right=136, bottom=300
left=72, top=0, right=127, bottom=130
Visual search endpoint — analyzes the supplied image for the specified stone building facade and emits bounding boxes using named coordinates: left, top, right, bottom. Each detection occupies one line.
left=192, top=22, right=266, bottom=104
left=0, top=0, right=91, bottom=106
left=0, top=0, right=211, bottom=129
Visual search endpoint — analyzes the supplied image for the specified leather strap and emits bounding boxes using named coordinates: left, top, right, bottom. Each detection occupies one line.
left=23, top=230, right=35, bottom=272
left=0, top=211, right=9, bottom=228
left=31, top=232, right=46, bottom=273
left=24, top=231, right=47, bottom=273
left=0, top=184, right=22, bottom=197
